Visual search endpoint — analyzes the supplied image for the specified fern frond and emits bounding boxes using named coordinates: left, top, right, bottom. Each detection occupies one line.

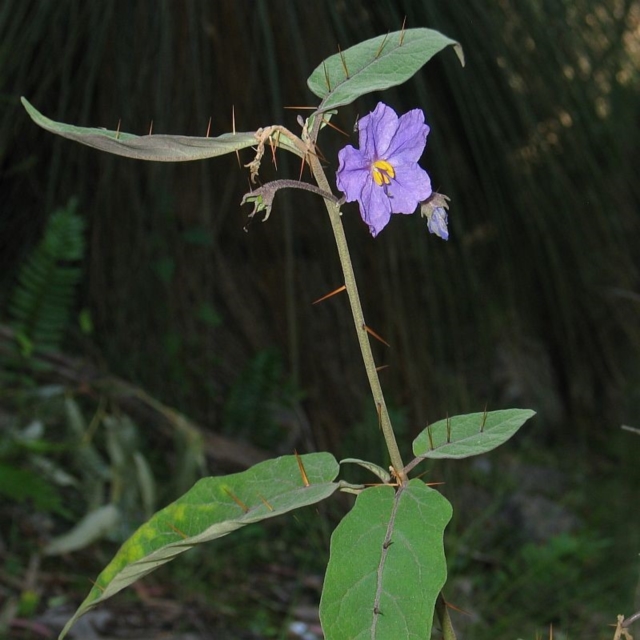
left=9, top=198, right=85, bottom=354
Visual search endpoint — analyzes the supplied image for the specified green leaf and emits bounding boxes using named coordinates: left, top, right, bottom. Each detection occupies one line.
left=43, top=504, right=121, bottom=556
left=58, top=452, right=339, bottom=639
left=21, top=97, right=304, bottom=161
left=412, top=409, right=536, bottom=460
left=340, top=458, right=391, bottom=483
left=320, top=480, right=451, bottom=639
left=307, top=28, right=464, bottom=114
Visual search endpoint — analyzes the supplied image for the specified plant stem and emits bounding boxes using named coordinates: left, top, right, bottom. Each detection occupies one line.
left=260, top=179, right=340, bottom=202
left=308, top=154, right=406, bottom=481
left=436, top=594, right=457, bottom=640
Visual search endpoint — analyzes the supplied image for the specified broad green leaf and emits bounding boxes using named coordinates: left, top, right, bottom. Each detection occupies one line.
left=59, top=453, right=339, bottom=640
left=412, top=409, right=535, bottom=460
left=21, top=97, right=304, bottom=161
left=307, top=28, right=464, bottom=114
left=320, top=480, right=451, bottom=639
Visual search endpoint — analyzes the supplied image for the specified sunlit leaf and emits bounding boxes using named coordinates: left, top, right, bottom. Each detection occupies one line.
left=59, top=452, right=339, bottom=639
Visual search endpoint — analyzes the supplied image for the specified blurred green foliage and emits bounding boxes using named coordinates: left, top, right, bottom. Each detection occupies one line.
left=8, top=199, right=84, bottom=356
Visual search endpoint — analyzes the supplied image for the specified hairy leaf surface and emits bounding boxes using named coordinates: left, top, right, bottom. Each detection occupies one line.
left=21, top=97, right=303, bottom=161
left=307, top=28, right=463, bottom=114
left=413, top=409, right=535, bottom=460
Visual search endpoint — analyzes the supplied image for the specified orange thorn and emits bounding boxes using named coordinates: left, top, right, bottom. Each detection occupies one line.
left=297, top=155, right=307, bottom=181
left=283, top=105, right=316, bottom=110
left=323, top=61, right=331, bottom=91
left=375, top=32, right=390, bottom=58
left=321, top=118, right=350, bottom=137
left=338, top=45, right=349, bottom=77
left=426, top=423, right=435, bottom=450
left=167, top=522, right=188, bottom=539
left=318, top=148, right=327, bottom=162
left=206, top=116, right=212, bottom=138
left=364, top=324, right=390, bottom=348
left=294, top=449, right=311, bottom=487
left=224, top=487, right=250, bottom=513
left=399, top=17, right=407, bottom=45
left=89, top=578, right=105, bottom=593
left=375, top=364, right=389, bottom=372
left=310, top=141, right=326, bottom=163
left=115, top=119, right=121, bottom=140
left=258, top=494, right=274, bottom=512
left=269, top=132, right=279, bottom=171
left=443, top=598, right=471, bottom=617
left=312, top=284, right=346, bottom=305
left=148, top=120, right=153, bottom=136
left=481, top=403, right=488, bottom=432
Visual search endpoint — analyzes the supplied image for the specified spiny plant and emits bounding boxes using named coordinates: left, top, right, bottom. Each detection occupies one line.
left=8, top=199, right=84, bottom=356
left=23, top=27, right=536, bottom=639
left=7, top=1, right=636, bottom=441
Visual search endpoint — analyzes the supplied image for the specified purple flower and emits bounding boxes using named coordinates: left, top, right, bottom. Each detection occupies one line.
left=336, top=102, right=432, bottom=237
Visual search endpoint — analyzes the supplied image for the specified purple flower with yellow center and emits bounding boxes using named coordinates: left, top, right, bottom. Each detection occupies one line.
left=336, top=102, right=432, bottom=237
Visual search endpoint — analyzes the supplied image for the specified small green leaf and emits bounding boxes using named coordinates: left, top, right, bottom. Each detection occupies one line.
left=412, top=409, right=536, bottom=460
left=307, top=28, right=464, bottom=114
left=58, top=452, right=339, bottom=640
left=340, top=458, right=391, bottom=483
left=21, top=97, right=304, bottom=161
left=320, top=480, right=451, bottom=639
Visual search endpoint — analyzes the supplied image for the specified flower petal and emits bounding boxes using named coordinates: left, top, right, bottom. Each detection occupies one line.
left=359, top=178, right=392, bottom=237
left=385, top=109, right=430, bottom=165
left=336, top=145, right=370, bottom=203
left=387, top=163, right=432, bottom=213
left=358, top=103, right=399, bottom=160
left=427, top=207, right=449, bottom=240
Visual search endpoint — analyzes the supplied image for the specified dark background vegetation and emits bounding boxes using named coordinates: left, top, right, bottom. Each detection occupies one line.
left=1, top=1, right=639, bottom=638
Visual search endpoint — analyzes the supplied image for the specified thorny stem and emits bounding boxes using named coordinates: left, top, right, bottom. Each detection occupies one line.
left=436, top=594, right=458, bottom=640
left=252, top=179, right=339, bottom=205
left=247, top=120, right=404, bottom=478
left=306, top=150, right=406, bottom=481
